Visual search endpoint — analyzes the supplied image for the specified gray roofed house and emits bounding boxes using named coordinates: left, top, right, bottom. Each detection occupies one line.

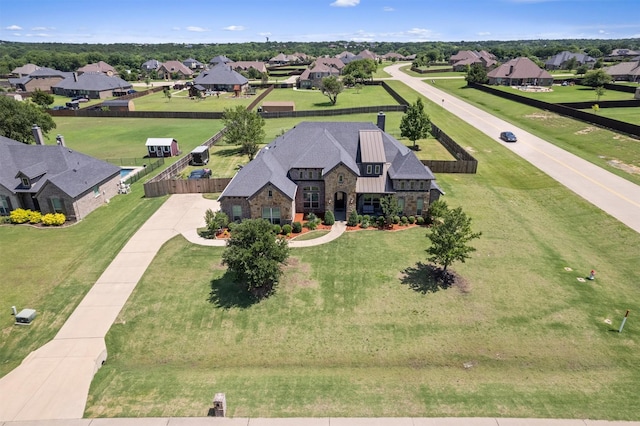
left=141, top=59, right=161, bottom=72
left=219, top=120, right=442, bottom=224
left=11, top=63, right=40, bottom=77
left=8, top=67, right=72, bottom=92
left=209, top=55, right=232, bottom=66
left=77, top=61, right=117, bottom=76
left=0, top=135, right=121, bottom=220
left=183, top=58, right=204, bottom=70
left=544, top=51, right=595, bottom=70
left=605, top=60, right=640, bottom=82
left=52, top=72, right=133, bottom=99
left=193, top=65, right=249, bottom=92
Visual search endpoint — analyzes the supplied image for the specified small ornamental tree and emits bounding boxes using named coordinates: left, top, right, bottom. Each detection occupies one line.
left=30, top=89, right=54, bottom=109
left=347, top=209, right=359, bottom=227
left=400, top=98, right=431, bottom=150
left=222, top=105, right=266, bottom=161
left=319, top=76, right=343, bottom=105
left=205, top=209, right=229, bottom=236
left=465, top=63, right=488, bottom=85
left=323, top=210, right=335, bottom=226
left=222, top=219, right=289, bottom=299
left=582, top=69, right=611, bottom=87
left=426, top=205, right=482, bottom=273
left=380, top=195, right=401, bottom=228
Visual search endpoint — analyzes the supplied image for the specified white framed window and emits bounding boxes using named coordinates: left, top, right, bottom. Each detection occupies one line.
left=262, top=207, right=281, bottom=224
left=338, top=174, right=344, bottom=184
left=93, top=185, right=100, bottom=197
left=232, top=205, right=242, bottom=222
left=400, top=181, right=405, bottom=190
left=398, top=197, right=405, bottom=213
left=303, top=186, right=320, bottom=209
left=0, top=195, right=11, bottom=216
left=420, top=181, right=425, bottom=190
left=50, top=197, right=65, bottom=214
left=366, top=165, right=372, bottom=174
left=21, top=177, right=30, bottom=187
left=417, top=198, right=424, bottom=216
left=374, top=165, right=381, bottom=174
left=149, top=146, right=156, bottom=152
left=163, top=146, right=170, bottom=152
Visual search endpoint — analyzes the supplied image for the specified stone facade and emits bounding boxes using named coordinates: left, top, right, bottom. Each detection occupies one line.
left=248, top=184, right=295, bottom=224
left=323, top=164, right=358, bottom=217
left=220, top=196, right=251, bottom=222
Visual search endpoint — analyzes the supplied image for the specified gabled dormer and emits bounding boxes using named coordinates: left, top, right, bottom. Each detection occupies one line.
left=15, top=162, right=48, bottom=189
left=358, top=130, right=386, bottom=177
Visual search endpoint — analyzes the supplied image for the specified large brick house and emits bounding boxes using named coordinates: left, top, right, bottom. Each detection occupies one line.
left=52, top=72, right=132, bottom=99
left=487, top=57, right=553, bottom=86
left=219, top=120, right=443, bottom=224
left=0, top=133, right=121, bottom=221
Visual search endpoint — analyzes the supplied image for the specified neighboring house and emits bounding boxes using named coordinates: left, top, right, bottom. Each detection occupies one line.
left=357, top=49, right=377, bottom=61
left=298, top=62, right=340, bottom=89
left=605, top=60, right=640, bottom=82
left=335, top=51, right=357, bottom=62
left=141, top=59, right=161, bottom=72
left=605, top=49, right=640, bottom=61
left=487, top=57, right=553, bottom=86
left=145, top=138, right=179, bottom=158
left=157, top=61, right=194, bottom=80
left=228, top=61, right=268, bottom=75
left=449, top=50, right=497, bottom=71
left=209, top=55, right=232, bottom=67
left=52, top=72, right=133, bottom=99
left=77, top=61, right=117, bottom=76
left=219, top=120, right=443, bottom=225
left=183, top=58, right=204, bottom=70
left=0, top=134, right=121, bottom=221
left=381, top=52, right=413, bottom=61
left=544, top=51, right=595, bottom=70
left=8, top=67, right=72, bottom=92
left=11, top=63, right=40, bottom=77
left=193, top=65, right=249, bottom=93
left=268, top=53, right=291, bottom=66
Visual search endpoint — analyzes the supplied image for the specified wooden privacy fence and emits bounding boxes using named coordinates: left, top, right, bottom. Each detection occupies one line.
left=424, top=125, right=478, bottom=174
left=143, top=178, right=232, bottom=198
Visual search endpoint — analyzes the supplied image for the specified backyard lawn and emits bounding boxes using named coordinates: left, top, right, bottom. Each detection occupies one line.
left=131, top=89, right=260, bottom=112
left=260, top=84, right=399, bottom=110
left=486, top=84, right=635, bottom=103
left=429, top=79, right=640, bottom=186
left=85, top=112, right=640, bottom=419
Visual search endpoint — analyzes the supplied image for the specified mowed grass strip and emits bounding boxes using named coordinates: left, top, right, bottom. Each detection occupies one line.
left=261, top=84, right=399, bottom=110
left=431, top=79, right=640, bottom=186
left=86, top=110, right=640, bottom=419
left=486, top=84, right=635, bottom=103
left=132, top=89, right=260, bottom=112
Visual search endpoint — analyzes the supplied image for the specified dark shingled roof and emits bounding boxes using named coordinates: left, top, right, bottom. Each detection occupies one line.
left=0, top=137, right=120, bottom=198
left=194, top=65, right=248, bottom=86
left=220, top=121, right=435, bottom=200
left=54, top=72, right=132, bottom=92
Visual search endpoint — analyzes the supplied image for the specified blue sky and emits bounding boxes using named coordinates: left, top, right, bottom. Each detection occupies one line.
left=1, top=0, right=638, bottom=44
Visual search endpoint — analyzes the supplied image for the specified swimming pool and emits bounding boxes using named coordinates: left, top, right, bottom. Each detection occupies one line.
left=120, top=168, right=135, bottom=178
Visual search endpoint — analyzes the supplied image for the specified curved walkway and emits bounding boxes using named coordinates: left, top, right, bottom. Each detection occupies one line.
left=384, top=63, right=640, bottom=234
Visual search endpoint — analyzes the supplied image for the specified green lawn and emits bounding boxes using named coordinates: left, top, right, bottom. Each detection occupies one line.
left=0, top=186, right=167, bottom=378
left=85, top=113, right=640, bottom=418
left=261, top=85, right=399, bottom=110
left=430, top=79, right=640, bottom=186
left=131, top=89, right=261, bottom=112
left=586, top=107, right=640, bottom=125
left=487, top=84, right=635, bottom=103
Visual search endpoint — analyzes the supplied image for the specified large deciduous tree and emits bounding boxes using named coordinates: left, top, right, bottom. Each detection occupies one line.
left=320, top=76, right=343, bottom=106
left=400, top=98, right=432, bottom=150
left=342, top=58, right=377, bottom=83
left=426, top=205, right=482, bottom=273
left=0, top=96, right=56, bottom=144
left=465, top=63, right=488, bottom=85
left=222, top=105, right=265, bottom=160
left=222, top=219, right=289, bottom=299
left=30, top=89, right=54, bottom=109
left=582, top=69, right=611, bottom=87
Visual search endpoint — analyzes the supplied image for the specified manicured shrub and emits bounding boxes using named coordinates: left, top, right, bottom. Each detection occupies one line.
left=360, top=220, right=369, bottom=229
left=417, top=216, right=425, bottom=225
left=357, top=215, right=363, bottom=224
left=323, top=210, right=335, bottom=226
left=393, top=215, right=400, bottom=224
left=42, top=213, right=65, bottom=226
left=227, top=222, right=237, bottom=232
left=10, top=208, right=30, bottom=224
left=347, top=210, right=359, bottom=227
left=362, top=215, right=370, bottom=223
left=305, top=220, right=318, bottom=230
left=401, top=216, right=408, bottom=225
left=272, top=224, right=282, bottom=234
left=377, top=216, right=386, bottom=228
left=292, top=221, right=302, bottom=233
left=29, top=211, right=42, bottom=224
left=408, top=215, right=415, bottom=224
left=306, top=212, right=317, bottom=222
left=282, top=224, right=292, bottom=235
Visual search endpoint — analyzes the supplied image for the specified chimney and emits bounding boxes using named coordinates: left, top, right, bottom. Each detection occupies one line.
left=508, top=65, right=514, bottom=75
left=32, top=125, right=45, bottom=145
left=56, top=134, right=66, bottom=147
left=376, top=111, right=386, bottom=131
left=73, top=72, right=78, bottom=82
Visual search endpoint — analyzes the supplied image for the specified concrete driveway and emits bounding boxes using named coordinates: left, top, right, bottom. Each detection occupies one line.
left=384, top=63, right=640, bottom=234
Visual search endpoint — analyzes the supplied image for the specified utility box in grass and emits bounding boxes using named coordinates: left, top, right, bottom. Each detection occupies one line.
left=209, top=393, right=226, bottom=417
left=15, top=309, right=37, bottom=325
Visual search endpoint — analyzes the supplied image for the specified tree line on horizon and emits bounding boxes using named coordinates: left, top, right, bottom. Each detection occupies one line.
left=0, top=38, right=638, bottom=79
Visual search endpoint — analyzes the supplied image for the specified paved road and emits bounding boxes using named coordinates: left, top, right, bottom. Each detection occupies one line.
left=384, top=63, right=640, bottom=234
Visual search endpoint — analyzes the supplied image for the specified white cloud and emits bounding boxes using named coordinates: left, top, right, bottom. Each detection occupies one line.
left=186, top=26, right=209, bottom=32
left=477, top=31, right=491, bottom=36
left=224, top=25, right=245, bottom=31
left=26, top=33, right=51, bottom=38
left=31, top=26, right=52, bottom=31
left=406, top=28, right=434, bottom=39
left=6, top=25, right=22, bottom=30
left=330, top=0, right=360, bottom=7
left=383, top=6, right=394, bottom=12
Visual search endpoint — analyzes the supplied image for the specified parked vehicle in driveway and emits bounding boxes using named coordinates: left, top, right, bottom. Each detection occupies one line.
left=188, top=169, right=212, bottom=179
left=500, top=131, right=517, bottom=142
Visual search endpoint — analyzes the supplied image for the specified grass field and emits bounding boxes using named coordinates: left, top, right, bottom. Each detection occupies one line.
left=429, top=79, right=640, bottom=186
left=585, top=107, right=640, bottom=125
left=486, top=84, right=635, bottom=103
left=261, top=85, right=399, bottom=110
left=84, top=109, right=640, bottom=418
left=131, top=89, right=260, bottom=112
